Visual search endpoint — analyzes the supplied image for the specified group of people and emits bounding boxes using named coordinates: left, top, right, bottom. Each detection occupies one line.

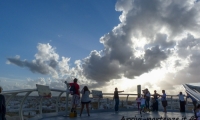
left=134, top=89, right=200, bottom=119
left=135, top=89, right=168, bottom=114
left=68, top=78, right=91, bottom=117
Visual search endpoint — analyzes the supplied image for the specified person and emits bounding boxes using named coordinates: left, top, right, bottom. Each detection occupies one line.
left=145, top=89, right=151, bottom=111
left=0, top=86, right=6, bottom=120
left=113, top=88, right=124, bottom=112
left=186, top=93, right=197, bottom=117
left=178, top=92, right=185, bottom=112
left=140, top=95, right=146, bottom=114
left=68, top=78, right=80, bottom=113
left=80, top=86, right=91, bottom=117
left=136, top=94, right=141, bottom=110
left=195, top=104, right=200, bottom=120
left=161, top=90, right=167, bottom=113
left=152, top=90, right=160, bottom=111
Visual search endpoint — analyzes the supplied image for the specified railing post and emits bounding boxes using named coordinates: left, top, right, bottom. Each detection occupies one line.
left=6, top=93, right=17, bottom=105
left=171, top=96, right=173, bottom=110
left=56, top=92, right=64, bottom=113
left=65, top=81, right=69, bottom=115
left=39, top=97, right=43, bottom=115
left=126, top=95, right=129, bottom=106
left=19, top=91, right=32, bottom=120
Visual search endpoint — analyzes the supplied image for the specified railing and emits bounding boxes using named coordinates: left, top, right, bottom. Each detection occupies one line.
left=2, top=90, right=196, bottom=120
left=2, top=89, right=67, bottom=120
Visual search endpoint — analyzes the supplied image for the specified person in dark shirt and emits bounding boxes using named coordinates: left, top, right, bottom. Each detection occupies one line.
left=113, top=88, right=124, bottom=112
left=152, top=90, right=160, bottom=112
left=0, top=86, right=6, bottom=120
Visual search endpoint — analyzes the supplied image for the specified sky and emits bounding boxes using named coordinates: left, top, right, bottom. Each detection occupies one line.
left=1, top=0, right=200, bottom=95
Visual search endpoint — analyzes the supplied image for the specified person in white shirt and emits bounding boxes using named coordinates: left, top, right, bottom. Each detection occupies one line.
left=80, top=86, right=91, bottom=116
left=177, top=92, right=185, bottom=112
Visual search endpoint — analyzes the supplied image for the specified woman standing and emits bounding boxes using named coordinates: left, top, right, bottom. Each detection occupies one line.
left=161, top=90, right=167, bottom=113
left=178, top=92, right=185, bottom=112
left=80, top=86, right=91, bottom=116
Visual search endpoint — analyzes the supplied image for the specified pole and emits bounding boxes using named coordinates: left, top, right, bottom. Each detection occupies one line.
left=137, top=85, right=141, bottom=95
left=64, top=81, right=69, bottom=116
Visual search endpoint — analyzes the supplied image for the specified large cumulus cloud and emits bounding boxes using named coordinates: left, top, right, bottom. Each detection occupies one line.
left=6, top=0, right=200, bottom=92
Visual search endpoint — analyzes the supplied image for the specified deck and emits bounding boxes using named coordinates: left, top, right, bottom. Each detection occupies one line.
left=41, top=111, right=194, bottom=120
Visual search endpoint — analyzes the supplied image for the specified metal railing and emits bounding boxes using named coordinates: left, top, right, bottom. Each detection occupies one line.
left=2, top=89, right=67, bottom=120
left=2, top=90, right=196, bottom=120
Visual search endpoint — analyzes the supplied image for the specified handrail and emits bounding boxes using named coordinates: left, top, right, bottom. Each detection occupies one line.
left=1, top=89, right=192, bottom=120
left=2, top=88, right=67, bottom=120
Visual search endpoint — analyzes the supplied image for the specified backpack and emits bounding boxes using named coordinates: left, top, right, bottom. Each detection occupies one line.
left=69, top=83, right=76, bottom=95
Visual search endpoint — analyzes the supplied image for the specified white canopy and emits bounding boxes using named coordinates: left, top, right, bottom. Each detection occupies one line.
left=183, top=84, right=200, bottom=101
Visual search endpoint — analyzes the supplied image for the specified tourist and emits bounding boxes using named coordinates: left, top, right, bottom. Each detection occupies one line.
left=145, top=89, right=151, bottom=111
left=80, top=86, right=91, bottom=116
left=113, top=88, right=124, bottom=112
left=161, top=90, right=167, bottom=113
left=0, top=86, right=6, bottom=120
left=178, top=92, right=185, bottom=112
left=68, top=78, right=80, bottom=113
left=152, top=90, right=160, bottom=111
left=195, top=104, right=200, bottom=120
left=136, top=94, right=141, bottom=110
left=140, top=95, right=146, bottom=114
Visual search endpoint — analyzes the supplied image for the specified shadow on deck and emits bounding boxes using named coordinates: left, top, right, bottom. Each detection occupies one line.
left=41, top=111, right=194, bottom=120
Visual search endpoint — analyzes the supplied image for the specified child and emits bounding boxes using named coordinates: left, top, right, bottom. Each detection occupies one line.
left=136, top=94, right=141, bottom=110
left=140, top=95, right=146, bottom=114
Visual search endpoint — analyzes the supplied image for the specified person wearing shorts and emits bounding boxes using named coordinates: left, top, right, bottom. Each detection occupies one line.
left=140, top=95, right=146, bottom=114
left=69, top=78, right=80, bottom=113
left=161, top=90, right=167, bottom=113
left=136, top=94, right=141, bottom=110
left=80, top=86, right=91, bottom=116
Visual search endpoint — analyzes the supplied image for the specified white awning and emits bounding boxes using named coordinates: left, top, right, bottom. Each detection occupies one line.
left=183, top=84, right=200, bottom=101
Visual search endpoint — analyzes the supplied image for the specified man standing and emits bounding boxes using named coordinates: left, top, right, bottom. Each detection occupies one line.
left=113, top=88, right=124, bottom=112
left=68, top=78, right=80, bottom=113
left=145, top=89, right=151, bottom=111
left=0, top=86, right=6, bottom=120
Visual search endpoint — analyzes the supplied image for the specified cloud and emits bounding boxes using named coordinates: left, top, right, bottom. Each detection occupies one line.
left=6, top=0, right=200, bottom=93
left=7, top=43, right=71, bottom=78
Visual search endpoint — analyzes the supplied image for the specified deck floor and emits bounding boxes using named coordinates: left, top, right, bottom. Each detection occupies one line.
left=41, top=111, right=195, bottom=120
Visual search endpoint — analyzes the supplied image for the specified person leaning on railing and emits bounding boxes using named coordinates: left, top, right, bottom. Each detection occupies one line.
left=113, top=88, right=124, bottom=112
left=177, top=92, right=186, bottom=112
left=0, top=86, right=6, bottom=120
left=161, top=90, right=167, bottom=113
